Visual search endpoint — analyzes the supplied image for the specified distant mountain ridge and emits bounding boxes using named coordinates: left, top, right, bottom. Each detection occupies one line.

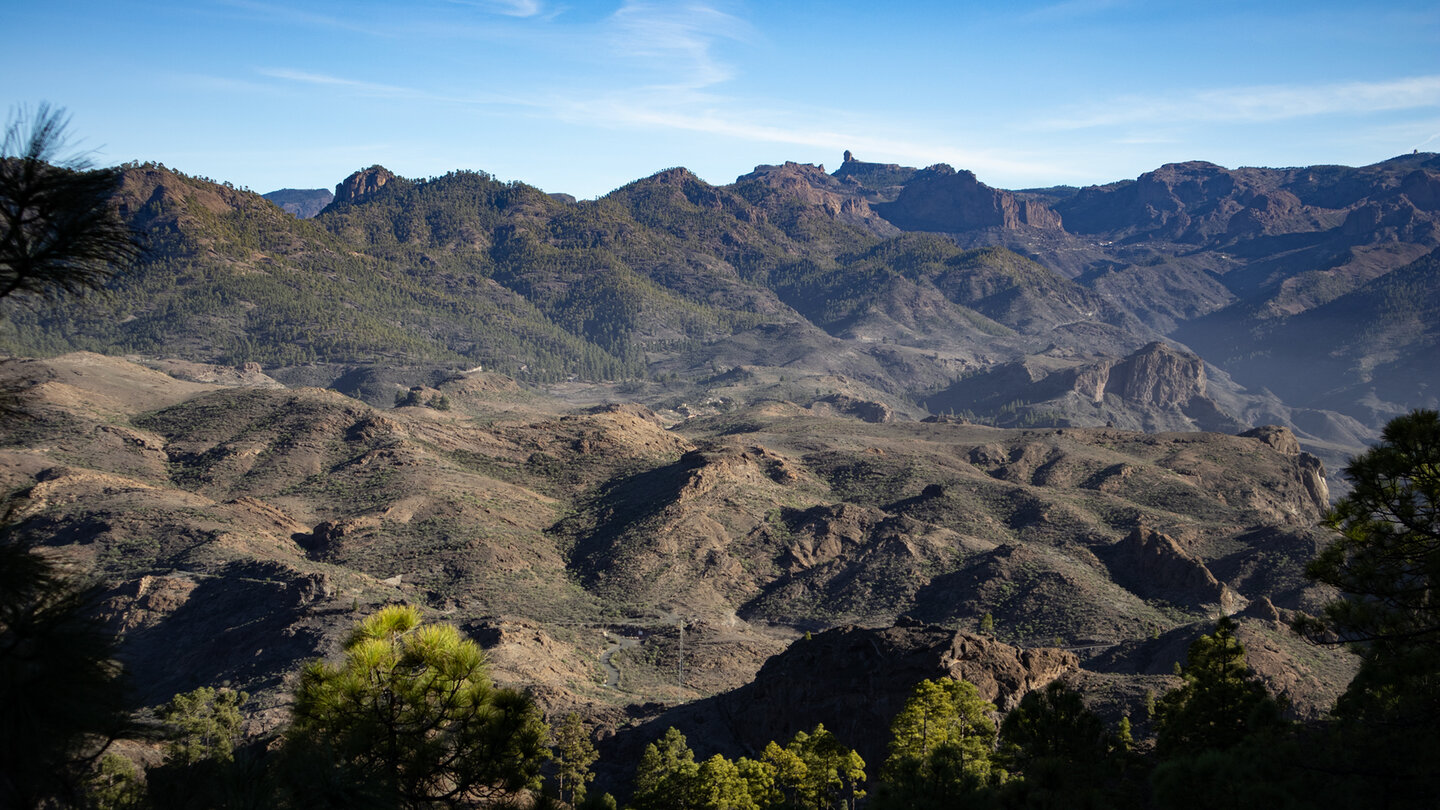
left=3, top=151, right=1437, bottom=478
left=261, top=187, right=333, bottom=218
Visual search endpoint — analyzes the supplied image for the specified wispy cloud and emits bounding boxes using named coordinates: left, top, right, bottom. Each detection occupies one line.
left=1046, top=75, right=1440, bottom=129
left=256, top=67, right=537, bottom=109
left=490, top=0, right=542, bottom=16
left=551, top=91, right=1064, bottom=181
left=240, top=2, right=1063, bottom=184
left=441, top=0, right=545, bottom=17
left=606, top=2, right=754, bottom=90
left=257, top=68, right=418, bottom=97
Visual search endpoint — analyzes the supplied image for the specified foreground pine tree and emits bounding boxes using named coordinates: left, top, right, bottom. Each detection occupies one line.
left=285, top=605, right=549, bottom=809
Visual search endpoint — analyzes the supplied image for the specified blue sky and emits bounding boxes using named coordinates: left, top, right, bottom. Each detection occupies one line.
left=5, top=1, right=1438, bottom=198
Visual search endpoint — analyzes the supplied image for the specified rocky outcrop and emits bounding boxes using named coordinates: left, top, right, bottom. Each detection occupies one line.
left=1106, top=527, right=1242, bottom=613
left=332, top=165, right=398, bottom=206
left=811, top=393, right=893, bottom=423
left=299, top=515, right=382, bottom=561
left=633, top=619, right=1077, bottom=769
left=1241, top=425, right=1330, bottom=508
left=1105, top=342, right=1206, bottom=408
left=924, top=343, right=1241, bottom=434
left=143, top=358, right=286, bottom=389
left=1056, top=161, right=1244, bottom=241
left=1055, top=156, right=1440, bottom=247
left=1240, top=424, right=1302, bottom=455
left=831, top=151, right=919, bottom=194
left=735, top=161, right=899, bottom=235
left=875, top=164, right=1063, bottom=232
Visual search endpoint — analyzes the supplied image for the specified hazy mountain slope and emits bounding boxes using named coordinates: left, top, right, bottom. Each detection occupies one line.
left=262, top=188, right=332, bottom=218
left=1199, top=247, right=1440, bottom=423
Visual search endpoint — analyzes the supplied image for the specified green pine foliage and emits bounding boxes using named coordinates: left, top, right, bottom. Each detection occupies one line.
left=285, top=605, right=549, bottom=808
left=0, top=159, right=1098, bottom=387
left=552, top=711, right=599, bottom=806
left=1290, top=409, right=1440, bottom=807
left=1153, top=617, right=1288, bottom=757
left=159, top=686, right=248, bottom=766
left=629, top=723, right=864, bottom=810
left=872, top=678, right=1000, bottom=809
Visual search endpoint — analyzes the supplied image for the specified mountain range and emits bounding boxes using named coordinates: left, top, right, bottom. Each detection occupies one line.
left=3, top=151, right=1436, bottom=480
left=1, top=148, right=1435, bottom=795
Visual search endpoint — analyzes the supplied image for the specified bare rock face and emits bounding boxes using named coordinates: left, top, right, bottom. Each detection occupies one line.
left=1057, top=161, right=1250, bottom=241
left=735, top=161, right=900, bottom=235
left=262, top=187, right=334, bottom=218
left=94, top=561, right=337, bottom=706
left=1240, top=424, right=1302, bottom=456
left=638, top=620, right=1077, bottom=769
left=874, top=164, right=1063, bottom=232
left=1106, top=527, right=1242, bottom=613
left=142, top=358, right=286, bottom=389
left=811, top=393, right=894, bottom=423
left=1105, top=342, right=1206, bottom=408
left=333, top=165, right=398, bottom=206
left=1240, top=425, right=1330, bottom=508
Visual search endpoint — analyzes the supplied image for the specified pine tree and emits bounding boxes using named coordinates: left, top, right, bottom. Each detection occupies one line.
left=1154, top=617, right=1286, bottom=757
left=552, top=712, right=598, bottom=806
left=631, top=727, right=699, bottom=810
left=285, top=605, right=549, bottom=809
left=874, top=678, right=994, bottom=809
left=160, top=686, right=248, bottom=766
left=0, top=104, right=140, bottom=301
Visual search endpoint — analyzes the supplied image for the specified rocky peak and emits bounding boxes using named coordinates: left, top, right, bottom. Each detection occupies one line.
left=332, top=165, right=398, bottom=206
left=1105, top=342, right=1206, bottom=408
left=1106, top=527, right=1243, bottom=613
left=874, top=165, right=1063, bottom=232
left=735, top=161, right=897, bottom=235
left=649, top=166, right=700, bottom=185
left=1241, top=426, right=1330, bottom=511
left=1240, top=424, right=1302, bottom=455
left=830, top=151, right=919, bottom=193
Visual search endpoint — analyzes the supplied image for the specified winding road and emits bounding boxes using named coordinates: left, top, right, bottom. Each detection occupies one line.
left=599, top=631, right=640, bottom=689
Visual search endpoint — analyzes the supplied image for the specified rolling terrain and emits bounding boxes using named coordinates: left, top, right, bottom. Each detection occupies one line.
left=0, top=353, right=1357, bottom=760
left=2, top=148, right=1433, bottom=792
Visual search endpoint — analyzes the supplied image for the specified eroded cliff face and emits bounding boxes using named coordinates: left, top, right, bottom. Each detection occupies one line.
left=875, top=164, right=1064, bottom=232
left=1055, top=158, right=1440, bottom=247
left=734, top=160, right=901, bottom=236
left=1241, top=425, right=1330, bottom=512
left=1104, top=341, right=1207, bottom=407
left=623, top=620, right=1077, bottom=772
left=331, top=165, right=399, bottom=206
left=928, top=341, right=1241, bottom=435
left=1104, top=527, right=1244, bottom=613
